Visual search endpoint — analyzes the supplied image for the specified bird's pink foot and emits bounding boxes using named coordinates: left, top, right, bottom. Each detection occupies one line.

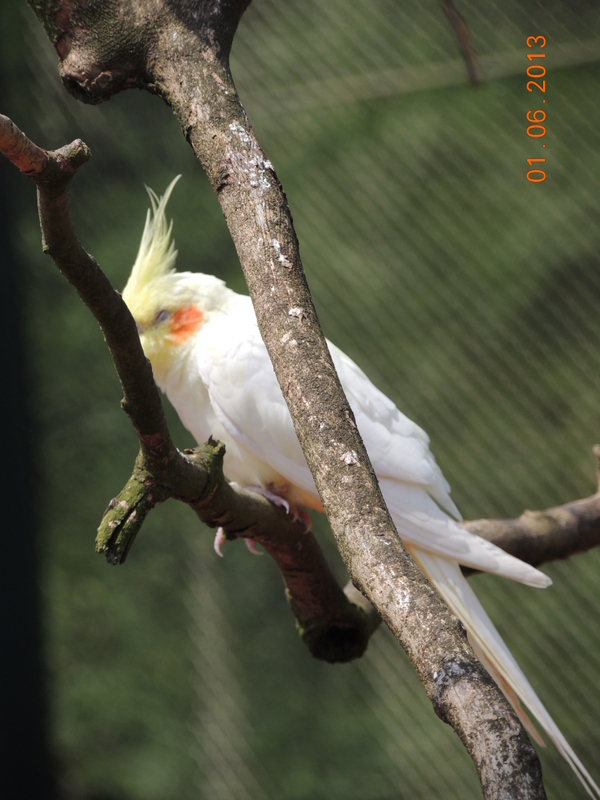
left=215, top=486, right=311, bottom=558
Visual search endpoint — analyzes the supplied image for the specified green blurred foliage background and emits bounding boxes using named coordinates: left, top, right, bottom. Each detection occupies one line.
left=1, top=1, right=600, bottom=798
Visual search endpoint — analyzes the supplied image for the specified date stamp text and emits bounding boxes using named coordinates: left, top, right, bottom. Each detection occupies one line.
left=526, top=36, right=546, bottom=183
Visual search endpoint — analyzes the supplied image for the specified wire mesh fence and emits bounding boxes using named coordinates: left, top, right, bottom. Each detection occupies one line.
left=3, top=1, right=600, bottom=798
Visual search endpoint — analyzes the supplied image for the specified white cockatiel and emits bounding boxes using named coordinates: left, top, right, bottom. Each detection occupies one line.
left=122, top=178, right=600, bottom=798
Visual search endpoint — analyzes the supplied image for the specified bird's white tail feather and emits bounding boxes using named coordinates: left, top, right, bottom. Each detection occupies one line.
left=379, top=479, right=551, bottom=589
left=408, top=546, right=600, bottom=799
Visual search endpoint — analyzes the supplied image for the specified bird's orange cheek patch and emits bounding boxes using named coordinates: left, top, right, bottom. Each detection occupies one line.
left=168, top=305, right=204, bottom=343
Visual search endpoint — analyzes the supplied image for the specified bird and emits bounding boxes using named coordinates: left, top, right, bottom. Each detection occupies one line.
left=122, top=177, right=600, bottom=798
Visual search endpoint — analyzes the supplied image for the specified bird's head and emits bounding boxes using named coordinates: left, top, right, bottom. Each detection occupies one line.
left=122, top=177, right=230, bottom=376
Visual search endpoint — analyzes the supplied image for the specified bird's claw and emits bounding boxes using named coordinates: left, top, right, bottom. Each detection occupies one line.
left=246, top=485, right=290, bottom=514
left=214, top=527, right=263, bottom=557
left=244, top=538, right=263, bottom=556
left=246, top=485, right=311, bottom=532
left=214, top=527, right=227, bottom=557
left=296, top=508, right=312, bottom=533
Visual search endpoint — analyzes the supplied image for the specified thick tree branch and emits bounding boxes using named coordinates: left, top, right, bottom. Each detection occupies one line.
left=464, top=496, right=600, bottom=568
left=23, top=4, right=552, bottom=796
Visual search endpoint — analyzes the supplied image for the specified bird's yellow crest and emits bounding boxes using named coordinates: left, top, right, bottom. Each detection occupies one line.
left=123, top=175, right=181, bottom=306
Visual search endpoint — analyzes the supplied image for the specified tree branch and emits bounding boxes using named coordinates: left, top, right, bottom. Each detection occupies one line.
left=462, top=449, right=600, bottom=568
left=19, top=3, right=553, bottom=796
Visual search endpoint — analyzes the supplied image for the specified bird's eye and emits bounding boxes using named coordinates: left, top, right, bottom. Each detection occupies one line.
left=155, top=310, right=170, bottom=323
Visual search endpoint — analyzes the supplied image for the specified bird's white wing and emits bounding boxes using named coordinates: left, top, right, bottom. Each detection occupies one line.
left=198, top=311, right=548, bottom=584
left=199, top=304, right=455, bottom=505
left=327, top=346, right=550, bottom=584
left=196, top=301, right=319, bottom=494
left=329, top=343, right=460, bottom=518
